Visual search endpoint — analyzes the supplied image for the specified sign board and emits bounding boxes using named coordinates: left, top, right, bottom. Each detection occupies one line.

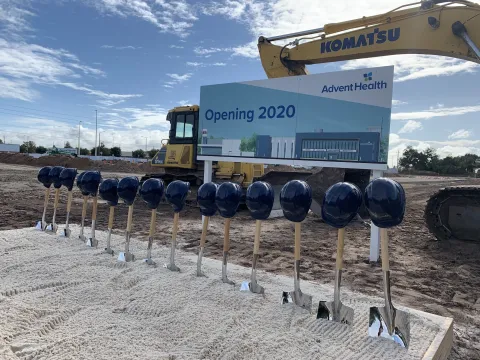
left=197, top=66, right=393, bottom=170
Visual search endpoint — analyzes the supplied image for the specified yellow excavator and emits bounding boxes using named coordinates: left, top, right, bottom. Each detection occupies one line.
left=145, top=0, right=480, bottom=241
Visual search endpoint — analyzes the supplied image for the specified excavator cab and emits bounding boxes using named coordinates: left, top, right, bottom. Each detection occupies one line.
left=151, top=105, right=199, bottom=169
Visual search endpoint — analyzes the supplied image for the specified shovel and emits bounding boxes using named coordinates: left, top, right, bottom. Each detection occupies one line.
left=144, top=209, right=157, bottom=266
left=365, top=177, right=409, bottom=348
left=246, top=220, right=265, bottom=294
left=37, top=187, right=51, bottom=231
left=197, top=216, right=209, bottom=276
left=317, top=228, right=354, bottom=324
left=79, top=195, right=88, bottom=242
left=221, top=218, right=235, bottom=285
left=117, top=176, right=139, bottom=263
left=196, top=182, right=218, bottom=277
left=281, top=222, right=313, bottom=311
left=63, top=190, right=73, bottom=237
left=46, top=187, right=61, bottom=233
left=45, top=166, right=64, bottom=233
left=59, top=168, right=77, bottom=238
left=167, top=212, right=181, bottom=271
left=317, top=181, right=362, bottom=325
left=368, top=228, right=410, bottom=347
left=104, top=205, right=115, bottom=255
left=118, top=203, right=135, bottom=262
left=87, top=196, right=99, bottom=248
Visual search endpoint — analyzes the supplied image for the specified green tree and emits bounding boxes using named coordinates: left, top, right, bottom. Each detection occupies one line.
left=80, top=148, right=90, bottom=155
left=0, top=138, right=3, bottom=144
left=91, top=142, right=110, bottom=156
left=35, top=146, right=47, bottom=154
left=110, top=146, right=121, bottom=157
left=20, top=141, right=36, bottom=153
left=132, top=149, right=145, bottom=158
left=148, top=148, right=159, bottom=158
left=64, top=141, right=73, bottom=148
left=239, top=133, right=257, bottom=152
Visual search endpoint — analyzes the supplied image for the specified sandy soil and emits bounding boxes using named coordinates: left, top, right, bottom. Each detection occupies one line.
left=0, top=163, right=479, bottom=359
left=0, top=226, right=448, bottom=359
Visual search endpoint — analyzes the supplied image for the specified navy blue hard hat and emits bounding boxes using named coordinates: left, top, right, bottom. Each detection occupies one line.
left=165, top=180, right=190, bottom=213
left=49, top=166, right=65, bottom=189
left=82, top=171, right=102, bottom=196
left=99, top=178, right=119, bottom=206
left=322, top=182, right=363, bottom=228
left=117, top=176, right=139, bottom=206
left=59, top=168, right=77, bottom=191
left=139, top=178, right=165, bottom=209
left=246, top=181, right=275, bottom=220
left=280, top=180, right=312, bottom=223
left=215, top=182, right=242, bottom=218
left=364, top=177, right=406, bottom=228
left=37, top=166, right=53, bottom=188
left=76, top=171, right=89, bottom=196
left=197, top=182, right=218, bottom=217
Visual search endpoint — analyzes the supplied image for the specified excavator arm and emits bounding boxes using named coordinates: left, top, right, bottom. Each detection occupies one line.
left=258, top=0, right=480, bottom=78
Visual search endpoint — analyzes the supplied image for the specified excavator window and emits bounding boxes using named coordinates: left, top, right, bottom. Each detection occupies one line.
left=174, top=113, right=194, bottom=139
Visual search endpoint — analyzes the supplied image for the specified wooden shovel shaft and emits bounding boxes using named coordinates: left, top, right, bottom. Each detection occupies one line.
left=43, top=187, right=51, bottom=208
left=294, top=222, right=301, bottom=261
left=149, top=209, right=156, bottom=237
left=53, top=188, right=60, bottom=208
left=171, top=212, right=179, bottom=242
left=81, top=196, right=88, bottom=219
left=108, top=206, right=115, bottom=229
left=91, top=197, right=98, bottom=221
left=253, top=220, right=261, bottom=255
left=381, top=228, right=390, bottom=272
left=66, top=191, right=73, bottom=212
left=336, top=228, right=346, bottom=270
left=127, top=205, right=134, bottom=232
left=223, top=218, right=231, bottom=252
left=199, top=216, right=209, bottom=248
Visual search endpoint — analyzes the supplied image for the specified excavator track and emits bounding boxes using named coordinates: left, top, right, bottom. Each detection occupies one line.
left=424, top=185, right=480, bottom=242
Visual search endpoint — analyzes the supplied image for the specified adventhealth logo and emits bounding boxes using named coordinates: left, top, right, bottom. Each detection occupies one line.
left=320, top=27, right=400, bottom=54
left=321, top=73, right=387, bottom=93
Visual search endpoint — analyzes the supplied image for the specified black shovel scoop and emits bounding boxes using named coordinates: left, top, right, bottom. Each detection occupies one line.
left=46, top=166, right=65, bottom=234
left=36, top=166, right=53, bottom=231
left=117, top=176, right=139, bottom=262
left=215, top=182, right=242, bottom=285
left=99, top=178, right=119, bottom=255
left=165, top=180, right=190, bottom=272
left=59, top=168, right=78, bottom=237
left=241, top=181, right=274, bottom=295
left=139, top=178, right=165, bottom=266
left=83, top=171, right=101, bottom=248
left=317, top=182, right=362, bottom=325
left=280, top=180, right=313, bottom=312
left=196, top=182, right=218, bottom=276
left=365, top=177, right=409, bottom=348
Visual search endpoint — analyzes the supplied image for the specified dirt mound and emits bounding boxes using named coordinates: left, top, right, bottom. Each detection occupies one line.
left=0, top=153, right=159, bottom=174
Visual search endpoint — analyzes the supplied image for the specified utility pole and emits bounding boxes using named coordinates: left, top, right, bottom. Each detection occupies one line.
left=95, top=110, right=98, bottom=156
left=397, top=150, right=400, bottom=168
left=77, top=121, right=82, bottom=155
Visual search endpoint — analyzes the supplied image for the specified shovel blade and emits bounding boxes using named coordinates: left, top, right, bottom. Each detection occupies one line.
left=63, top=227, right=71, bottom=238
left=317, top=300, right=354, bottom=325
left=368, top=306, right=410, bottom=348
left=248, top=281, right=265, bottom=295
left=282, top=290, right=313, bottom=312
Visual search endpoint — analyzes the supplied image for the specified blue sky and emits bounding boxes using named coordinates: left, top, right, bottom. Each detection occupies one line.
left=0, top=0, right=479, bottom=166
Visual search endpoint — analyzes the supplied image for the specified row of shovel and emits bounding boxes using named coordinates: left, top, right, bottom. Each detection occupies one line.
left=36, top=166, right=409, bottom=348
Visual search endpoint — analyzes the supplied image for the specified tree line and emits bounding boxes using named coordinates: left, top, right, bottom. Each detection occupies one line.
left=399, top=146, right=479, bottom=175
left=15, top=140, right=160, bottom=159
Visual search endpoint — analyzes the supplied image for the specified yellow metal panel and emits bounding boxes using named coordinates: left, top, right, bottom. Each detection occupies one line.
left=164, top=144, right=195, bottom=169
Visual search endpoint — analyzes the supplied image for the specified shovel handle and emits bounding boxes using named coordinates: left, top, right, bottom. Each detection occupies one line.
left=223, top=218, right=231, bottom=252
left=53, top=188, right=60, bottom=209
left=381, top=228, right=389, bottom=272
left=81, top=196, right=88, bottom=219
left=66, top=191, right=73, bottom=212
left=294, top=222, right=301, bottom=261
left=91, top=196, right=98, bottom=221
left=149, top=209, right=157, bottom=237
left=336, top=228, right=346, bottom=270
left=253, top=220, right=261, bottom=255
left=108, top=206, right=115, bottom=229
left=171, top=212, right=179, bottom=242
left=127, top=205, right=134, bottom=232
left=199, top=216, right=209, bottom=247
left=43, top=187, right=51, bottom=208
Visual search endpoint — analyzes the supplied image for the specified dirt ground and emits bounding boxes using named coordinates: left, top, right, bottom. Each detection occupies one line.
left=0, top=163, right=479, bottom=359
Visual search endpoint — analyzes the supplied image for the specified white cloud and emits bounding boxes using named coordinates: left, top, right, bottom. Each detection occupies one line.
left=392, top=105, right=480, bottom=121
left=177, top=100, right=190, bottom=106
left=0, top=1, right=35, bottom=38
left=101, top=45, right=139, bottom=50
left=398, top=120, right=422, bottom=134
left=164, top=73, right=192, bottom=87
left=392, top=99, right=407, bottom=106
left=0, top=76, right=38, bottom=101
left=186, top=61, right=226, bottom=67
left=89, top=0, right=198, bottom=38
left=170, top=45, right=184, bottom=49
left=448, top=129, right=472, bottom=139
left=194, top=47, right=226, bottom=55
